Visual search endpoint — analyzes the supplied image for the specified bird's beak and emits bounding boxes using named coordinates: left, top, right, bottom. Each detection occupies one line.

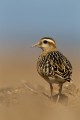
left=32, top=42, right=40, bottom=47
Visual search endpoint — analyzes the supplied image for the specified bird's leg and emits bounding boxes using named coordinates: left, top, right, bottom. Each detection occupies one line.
left=56, top=83, right=62, bottom=103
left=49, top=83, right=53, bottom=98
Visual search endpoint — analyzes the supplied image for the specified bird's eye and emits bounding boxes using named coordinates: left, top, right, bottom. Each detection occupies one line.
left=43, top=40, right=47, bottom=44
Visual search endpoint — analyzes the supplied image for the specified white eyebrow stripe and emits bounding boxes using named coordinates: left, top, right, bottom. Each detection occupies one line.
left=43, top=39, right=55, bottom=44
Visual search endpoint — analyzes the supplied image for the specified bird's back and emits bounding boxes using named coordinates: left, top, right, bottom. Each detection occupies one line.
left=37, top=51, right=72, bottom=83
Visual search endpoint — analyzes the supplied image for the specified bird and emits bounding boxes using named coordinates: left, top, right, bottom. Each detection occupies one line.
left=32, top=37, right=72, bottom=102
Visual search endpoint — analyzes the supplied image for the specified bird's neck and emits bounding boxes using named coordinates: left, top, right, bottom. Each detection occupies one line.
left=41, top=47, right=57, bottom=56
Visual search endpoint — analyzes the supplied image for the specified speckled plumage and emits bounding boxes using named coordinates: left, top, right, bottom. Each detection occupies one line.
left=33, top=37, right=72, bottom=102
left=37, top=51, right=72, bottom=83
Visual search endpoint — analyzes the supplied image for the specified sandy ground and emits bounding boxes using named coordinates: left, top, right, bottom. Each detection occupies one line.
left=0, top=80, right=80, bottom=120
left=0, top=48, right=80, bottom=120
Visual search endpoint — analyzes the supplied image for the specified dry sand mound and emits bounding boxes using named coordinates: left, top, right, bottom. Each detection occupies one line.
left=0, top=81, right=80, bottom=120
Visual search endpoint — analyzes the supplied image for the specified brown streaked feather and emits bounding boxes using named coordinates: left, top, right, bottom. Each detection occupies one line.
left=37, top=51, right=72, bottom=82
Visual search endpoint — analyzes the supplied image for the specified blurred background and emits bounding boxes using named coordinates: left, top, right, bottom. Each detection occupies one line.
left=0, top=0, right=80, bottom=120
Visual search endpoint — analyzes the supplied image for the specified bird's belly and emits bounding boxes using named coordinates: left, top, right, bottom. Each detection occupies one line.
left=48, top=76, right=66, bottom=84
left=37, top=66, right=66, bottom=84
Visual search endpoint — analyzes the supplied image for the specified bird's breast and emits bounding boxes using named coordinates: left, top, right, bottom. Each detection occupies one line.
left=37, top=55, right=54, bottom=77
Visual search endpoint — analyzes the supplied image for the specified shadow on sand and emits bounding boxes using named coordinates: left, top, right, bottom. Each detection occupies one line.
left=52, top=94, right=68, bottom=105
left=43, top=92, right=68, bottom=105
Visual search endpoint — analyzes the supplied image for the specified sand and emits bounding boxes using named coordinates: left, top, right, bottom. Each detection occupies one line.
left=0, top=46, right=80, bottom=120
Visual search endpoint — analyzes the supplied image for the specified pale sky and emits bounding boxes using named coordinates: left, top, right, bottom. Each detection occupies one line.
left=0, top=0, right=80, bottom=45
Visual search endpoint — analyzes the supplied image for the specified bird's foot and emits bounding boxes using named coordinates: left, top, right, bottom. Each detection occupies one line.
left=56, top=94, right=60, bottom=104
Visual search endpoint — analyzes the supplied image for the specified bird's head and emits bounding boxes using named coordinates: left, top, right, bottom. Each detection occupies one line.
left=32, top=37, right=57, bottom=52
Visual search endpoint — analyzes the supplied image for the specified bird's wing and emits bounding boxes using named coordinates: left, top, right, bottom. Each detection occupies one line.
left=47, top=51, right=72, bottom=81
